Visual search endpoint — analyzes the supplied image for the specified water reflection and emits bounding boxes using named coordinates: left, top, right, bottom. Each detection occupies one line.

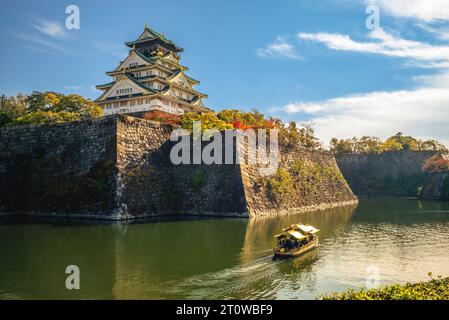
left=0, top=199, right=448, bottom=300
left=241, top=204, right=356, bottom=263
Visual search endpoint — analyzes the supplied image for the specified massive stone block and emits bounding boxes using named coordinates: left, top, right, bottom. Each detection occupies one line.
left=0, top=115, right=357, bottom=220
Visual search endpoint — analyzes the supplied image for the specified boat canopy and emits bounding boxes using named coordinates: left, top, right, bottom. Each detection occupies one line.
left=274, top=230, right=307, bottom=240
left=297, top=225, right=320, bottom=235
left=276, top=224, right=320, bottom=239
left=287, top=230, right=307, bottom=240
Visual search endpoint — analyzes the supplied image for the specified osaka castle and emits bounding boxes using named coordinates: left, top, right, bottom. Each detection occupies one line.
left=96, top=24, right=210, bottom=115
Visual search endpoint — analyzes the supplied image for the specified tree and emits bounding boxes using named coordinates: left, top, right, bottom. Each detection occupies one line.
left=180, top=110, right=321, bottom=150
left=380, top=139, right=403, bottom=152
left=329, top=138, right=353, bottom=154
left=385, top=132, right=419, bottom=151
left=423, top=154, right=449, bottom=172
left=181, top=112, right=233, bottom=132
left=329, top=133, right=447, bottom=154
left=0, top=91, right=103, bottom=128
left=418, top=139, right=448, bottom=153
left=298, top=122, right=321, bottom=149
left=0, top=93, right=27, bottom=120
left=352, top=136, right=383, bottom=154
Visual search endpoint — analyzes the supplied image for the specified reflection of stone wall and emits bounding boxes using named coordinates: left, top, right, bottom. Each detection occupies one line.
left=0, top=115, right=356, bottom=219
left=336, top=151, right=436, bottom=197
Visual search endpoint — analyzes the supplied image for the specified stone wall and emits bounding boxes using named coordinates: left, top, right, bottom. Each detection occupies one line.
left=336, top=151, right=436, bottom=197
left=241, top=145, right=357, bottom=217
left=0, top=115, right=357, bottom=219
left=420, top=171, right=449, bottom=201
left=0, top=117, right=119, bottom=218
left=114, top=116, right=248, bottom=218
left=115, top=116, right=176, bottom=218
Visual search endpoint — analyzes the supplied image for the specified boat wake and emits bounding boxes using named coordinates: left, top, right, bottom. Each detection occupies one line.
left=167, top=254, right=285, bottom=299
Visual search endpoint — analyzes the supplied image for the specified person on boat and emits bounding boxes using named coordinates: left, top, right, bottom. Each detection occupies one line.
left=279, top=239, right=286, bottom=249
left=286, top=238, right=294, bottom=249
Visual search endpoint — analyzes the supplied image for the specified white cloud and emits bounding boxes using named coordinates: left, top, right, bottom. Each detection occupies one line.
left=275, top=79, right=449, bottom=147
left=416, top=23, right=449, bottom=41
left=297, top=28, right=449, bottom=68
left=15, top=33, right=73, bottom=54
left=413, top=72, right=449, bottom=87
left=31, top=18, right=67, bottom=39
left=366, top=0, right=449, bottom=22
left=256, top=36, right=302, bottom=60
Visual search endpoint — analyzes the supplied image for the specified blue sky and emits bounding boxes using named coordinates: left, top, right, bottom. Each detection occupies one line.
left=1, top=0, right=449, bottom=145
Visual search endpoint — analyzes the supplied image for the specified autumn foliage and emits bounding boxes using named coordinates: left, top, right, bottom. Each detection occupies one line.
left=423, top=154, right=449, bottom=172
left=142, top=110, right=181, bottom=125
left=179, top=109, right=321, bottom=149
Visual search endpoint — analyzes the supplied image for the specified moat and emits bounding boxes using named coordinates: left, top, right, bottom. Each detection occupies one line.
left=1, top=198, right=449, bottom=300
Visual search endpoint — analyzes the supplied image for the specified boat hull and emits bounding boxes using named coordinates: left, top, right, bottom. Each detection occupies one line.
left=273, top=239, right=318, bottom=259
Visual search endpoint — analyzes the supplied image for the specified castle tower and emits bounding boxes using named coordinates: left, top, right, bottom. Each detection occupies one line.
left=96, top=24, right=210, bottom=115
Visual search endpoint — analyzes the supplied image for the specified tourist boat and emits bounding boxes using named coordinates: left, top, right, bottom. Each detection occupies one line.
left=273, top=224, right=320, bottom=259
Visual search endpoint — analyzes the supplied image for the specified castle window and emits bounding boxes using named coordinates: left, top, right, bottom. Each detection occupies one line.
left=116, top=88, right=132, bottom=95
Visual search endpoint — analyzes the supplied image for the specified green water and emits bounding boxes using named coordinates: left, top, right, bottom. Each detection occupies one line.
left=1, top=198, right=449, bottom=300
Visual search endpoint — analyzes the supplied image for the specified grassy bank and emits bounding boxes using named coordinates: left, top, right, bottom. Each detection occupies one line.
left=320, top=275, right=449, bottom=300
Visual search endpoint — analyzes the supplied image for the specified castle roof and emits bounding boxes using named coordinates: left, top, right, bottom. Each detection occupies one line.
left=125, top=24, right=184, bottom=52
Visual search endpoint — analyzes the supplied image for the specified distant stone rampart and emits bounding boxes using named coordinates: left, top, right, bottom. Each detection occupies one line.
left=336, top=151, right=436, bottom=197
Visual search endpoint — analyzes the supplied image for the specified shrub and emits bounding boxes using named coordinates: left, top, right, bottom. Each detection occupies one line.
left=191, top=169, right=208, bottom=190
left=291, top=160, right=308, bottom=177
left=143, top=110, right=181, bottom=125
left=320, top=276, right=449, bottom=300
left=423, top=154, right=449, bottom=172
left=267, top=168, right=294, bottom=202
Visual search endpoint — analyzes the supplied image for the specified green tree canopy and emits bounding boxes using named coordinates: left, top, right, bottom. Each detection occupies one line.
left=330, top=133, right=447, bottom=154
left=0, top=91, right=103, bottom=128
